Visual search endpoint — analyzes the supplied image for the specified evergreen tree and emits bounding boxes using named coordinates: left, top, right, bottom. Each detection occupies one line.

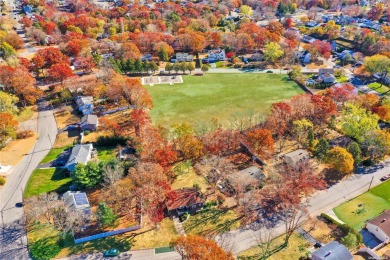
left=347, top=142, right=362, bottom=166
left=96, top=202, right=118, bottom=228
left=314, top=138, right=330, bottom=161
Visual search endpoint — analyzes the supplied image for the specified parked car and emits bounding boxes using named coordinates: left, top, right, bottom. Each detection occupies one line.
left=380, top=174, right=390, bottom=181
left=103, top=249, right=120, bottom=257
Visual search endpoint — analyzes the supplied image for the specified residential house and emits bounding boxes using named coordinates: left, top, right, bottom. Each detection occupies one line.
left=208, top=49, right=226, bottom=61
left=171, top=53, right=193, bottom=62
left=75, top=96, right=94, bottom=116
left=65, top=144, right=94, bottom=172
left=141, top=54, right=153, bottom=62
left=302, top=52, right=311, bottom=64
left=63, top=191, right=91, bottom=214
left=306, top=21, right=319, bottom=27
left=302, top=35, right=316, bottom=44
left=165, top=188, right=204, bottom=217
left=230, top=166, right=265, bottom=191
left=310, top=241, right=353, bottom=260
left=80, top=114, right=98, bottom=132
left=366, top=210, right=390, bottom=243
left=118, top=147, right=136, bottom=161
left=318, top=68, right=336, bottom=84
left=284, top=149, right=310, bottom=168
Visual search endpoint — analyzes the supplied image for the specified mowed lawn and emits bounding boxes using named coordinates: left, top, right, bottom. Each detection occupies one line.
left=146, top=74, right=303, bottom=127
left=24, top=168, right=72, bottom=197
left=333, top=180, right=390, bottom=230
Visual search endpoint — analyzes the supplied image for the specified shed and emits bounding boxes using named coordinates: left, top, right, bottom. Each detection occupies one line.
left=310, top=241, right=353, bottom=260
left=65, top=144, right=93, bottom=172
left=284, top=149, right=310, bottom=168
left=80, top=114, right=98, bottom=132
left=63, top=191, right=91, bottom=211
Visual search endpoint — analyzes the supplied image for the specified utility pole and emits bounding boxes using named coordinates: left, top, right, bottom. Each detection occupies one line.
left=368, top=175, right=374, bottom=191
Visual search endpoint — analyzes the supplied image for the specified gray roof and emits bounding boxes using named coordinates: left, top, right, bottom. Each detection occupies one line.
left=81, top=114, right=98, bottom=125
left=311, top=241, right=353, bottom=260
left=75, top=96, right=93, bottom=108
left=231, top=166, right=265, bottom=187
left=284, top=149, right=310, bottom=164
left=368, top=210, right=390, bottom=237
left=66, top=144, right=93, bottom=167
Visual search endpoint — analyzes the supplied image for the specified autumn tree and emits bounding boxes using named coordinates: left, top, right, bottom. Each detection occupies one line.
left=341, top=103, right=379, bottom=142
left=364, top=55, right=390, bottom=85
left=240, top=5, right=253, bottom=17
left=0, top=112, right=18, bottom=147
left=373, top=104, right=390, bottom=122
left=171, top=123, right=204, bottom=159
left=129, top=162, right=176, bottom=223
left=0, top=91, right=19, bottom=114
left=118, top=42, right=141, bottom=60
left=246, top=129, right=274, bottom=158
left=172, top=235, right=234, bottom=260
left=47, top=63, right=74, bottom=84
left=362, top=130, right=390, bottom=162
left=154, top=41, right=174, bottom=61
left=264, top=42, right=284, bottom=63
left=292, top=119, right=313, bottom=148
left=34, top=47, right=70, bottom=69
left=326, top=147, right=354, bottom=174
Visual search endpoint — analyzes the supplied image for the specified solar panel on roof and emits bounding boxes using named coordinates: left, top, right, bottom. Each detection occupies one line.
left=74, top=193, right=88, bottom=206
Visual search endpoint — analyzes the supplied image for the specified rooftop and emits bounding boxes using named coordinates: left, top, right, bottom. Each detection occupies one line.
left=81, top=114, right=98, bottom=125
left=311, top=241, right=353, bottom=260
left=368, top=210, right=390, bottom=237
left=166, top=188, right=203, bottom=211
left=66, top=144, right=93, bottom=167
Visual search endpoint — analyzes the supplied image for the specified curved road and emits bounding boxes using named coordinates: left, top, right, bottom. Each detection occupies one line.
left=0, top=100, right=57, bottom=260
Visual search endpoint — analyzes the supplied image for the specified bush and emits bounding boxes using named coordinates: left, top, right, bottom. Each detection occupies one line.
left=16, top=130, right=34, bottom=139
left=341, top=233, right=359, bottom=248
left=266, top=70, right=273, bottom=73
left=30, top=239, right=61, bottom=260
left=84, top=130, right=90, bottom=136
left=0, top=176, right=5, bottom=185
left=95, top=136, right=131, bottom=146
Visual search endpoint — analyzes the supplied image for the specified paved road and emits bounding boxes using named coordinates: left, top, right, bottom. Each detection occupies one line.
left=59, top=249, right=181, bottom=260
left=216, top=160, right=390, bottom=254
left=0, top=100, right=57, bottom=260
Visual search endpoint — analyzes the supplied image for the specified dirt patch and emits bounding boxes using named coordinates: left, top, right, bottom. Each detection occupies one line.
left=53, top=132, right=79, bottom=148
left=0, top=132, right=37, bottom=166
left=55, top=106, right=81, bottom=129
left=302, top=217, right=336, bottom=244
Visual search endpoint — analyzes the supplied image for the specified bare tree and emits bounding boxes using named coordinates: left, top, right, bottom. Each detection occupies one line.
left=25, top=192, right=60, bottom=225
left=252, top=220, right=277, bottom=260
left=281, top=203, right=309, bottom=246
left=103, top=161, right=124, bottom=187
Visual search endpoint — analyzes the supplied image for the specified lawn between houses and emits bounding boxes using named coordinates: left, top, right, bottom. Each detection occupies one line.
left=333, top=180, right=390, bottom=230
left=146, top=74, right=303, bottom=127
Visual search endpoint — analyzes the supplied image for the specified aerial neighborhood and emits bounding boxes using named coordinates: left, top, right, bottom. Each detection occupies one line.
left=0, top=0, right=390, bottom=259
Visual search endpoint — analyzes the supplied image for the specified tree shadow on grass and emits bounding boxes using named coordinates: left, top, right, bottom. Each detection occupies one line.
left=184, top=208, right=239, bottom=237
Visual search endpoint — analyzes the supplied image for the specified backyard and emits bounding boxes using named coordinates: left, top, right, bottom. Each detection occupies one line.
left=24, top=168, right=72, bottom=197
left=333, top=180, right=390, bottom=230
left=146, top=74, right=303, bottom=127
left=368, top=82, right=390, bottom=94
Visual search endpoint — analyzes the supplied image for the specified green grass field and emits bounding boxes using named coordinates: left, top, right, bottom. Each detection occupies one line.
left=368, top=82, right=390, bottom=94
left=40, top=146, right=71, bottom=164
left=146, top=74, right=303, bottom=127
left=24, top=168, right=72, bottom=197
left=333, top=181, right=390, bottom=230
left=96, top=146, right=116, bottom=162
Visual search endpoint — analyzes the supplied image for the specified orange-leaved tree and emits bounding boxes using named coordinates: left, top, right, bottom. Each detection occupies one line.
left=171, top=235, right=234, bottom=260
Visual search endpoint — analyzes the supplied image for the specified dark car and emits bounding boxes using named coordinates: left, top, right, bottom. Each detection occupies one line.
left=103, top=249, right=119, bottom=257
left=380, top=174, right=390, bottom=181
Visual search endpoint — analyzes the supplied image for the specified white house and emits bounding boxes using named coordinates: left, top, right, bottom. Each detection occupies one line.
left=208, top=49, right=226, bottom=61
left=65, top=144, right=93, bottom=172
left=366, top=210, right=390, bottom=243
